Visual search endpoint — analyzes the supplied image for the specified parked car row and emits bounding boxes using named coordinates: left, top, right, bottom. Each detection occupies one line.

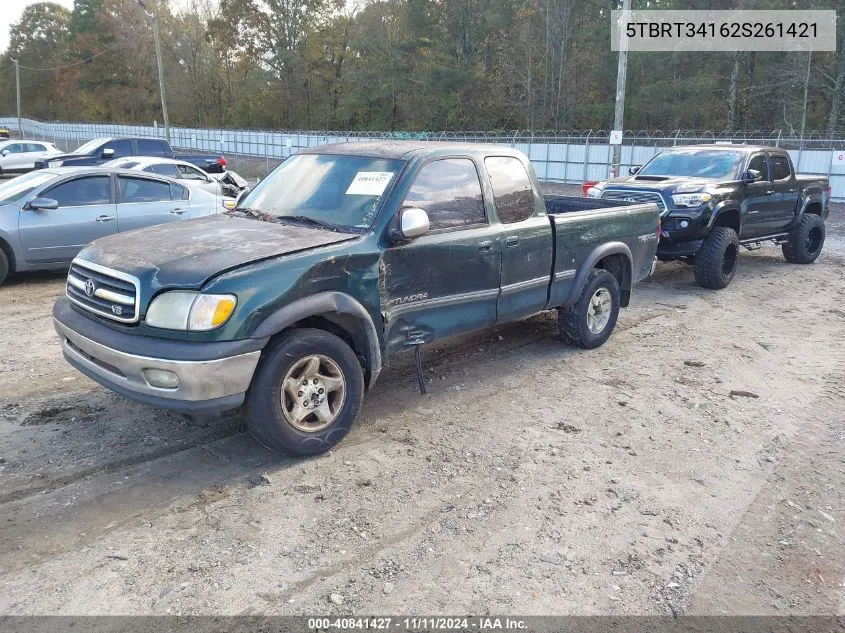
left=0, top=166, right=226, bottom=285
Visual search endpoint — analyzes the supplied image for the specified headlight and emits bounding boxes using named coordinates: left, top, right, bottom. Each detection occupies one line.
left=586, top=182, right=607, bottom=198
left=146, top=291, right=237, bottom=331
left=671, top=193, right=712, bottom=208
left=48, top=160, right=64, bottom=168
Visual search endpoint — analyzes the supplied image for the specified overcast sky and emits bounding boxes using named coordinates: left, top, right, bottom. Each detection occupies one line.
left=1, top=0, right=75, bottom=54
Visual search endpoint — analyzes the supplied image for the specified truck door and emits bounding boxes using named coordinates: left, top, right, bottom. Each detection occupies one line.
left=741, top=152, right=779, bottom=238
left=18, top=175, right=117, bottom=264
left=381, top=158, right=501, bottom=355
left=768, top=153, right=801, bottom=232
left=485, top=156, right=553, bottom=323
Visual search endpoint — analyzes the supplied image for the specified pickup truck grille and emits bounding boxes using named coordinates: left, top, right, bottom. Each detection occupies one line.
left=66, top=260, right=140, bottom=324
left=602, top=189, right=667, bottom=215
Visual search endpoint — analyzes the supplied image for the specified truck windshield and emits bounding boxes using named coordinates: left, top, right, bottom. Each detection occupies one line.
left=237, top=153, right=404, bottom=231
left=638, top=149, right=745, bottom=179
left=0, top=171, right=55, bottom=205
left=74, top=138, right=110, bottom=155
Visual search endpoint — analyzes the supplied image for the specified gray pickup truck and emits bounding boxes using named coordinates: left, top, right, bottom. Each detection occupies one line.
left=53, top=142, right=660, bottom=456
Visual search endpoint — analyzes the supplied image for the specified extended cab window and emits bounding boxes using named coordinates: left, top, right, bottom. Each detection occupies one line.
left=119, top=176, right=173, bottom=202
left=137, top=139, right=170, bottom=156
left=770, top=155, right=791, bottom=181
left=45, top=176, right=111, bottom=207
left=485, top=156, right=535, bottom=224
left=404, top=158, right=485, bottom=230
left=747, top=154, right=769, bottom=180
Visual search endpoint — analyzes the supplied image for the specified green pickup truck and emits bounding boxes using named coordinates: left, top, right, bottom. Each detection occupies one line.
left=52, top=142, right=659, bottom=456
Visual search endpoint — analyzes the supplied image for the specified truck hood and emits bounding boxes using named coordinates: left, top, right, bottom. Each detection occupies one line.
left=604, top=175, right=725, bottom=194
left=76, top=215, right=359, bottom=290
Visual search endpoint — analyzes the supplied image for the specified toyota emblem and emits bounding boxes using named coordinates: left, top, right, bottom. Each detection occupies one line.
left=84, top=279, right=96, bottom=297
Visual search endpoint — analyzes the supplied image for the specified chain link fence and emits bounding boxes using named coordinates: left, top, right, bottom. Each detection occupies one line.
left=2, top=117, right=843, bottom=200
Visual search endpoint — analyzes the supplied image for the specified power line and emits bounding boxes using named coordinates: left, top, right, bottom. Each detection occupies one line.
left=14, top=44, right=120, bottom=72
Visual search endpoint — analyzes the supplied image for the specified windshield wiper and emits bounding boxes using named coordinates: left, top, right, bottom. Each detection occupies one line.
left=276, top=215, right=360, bottom=233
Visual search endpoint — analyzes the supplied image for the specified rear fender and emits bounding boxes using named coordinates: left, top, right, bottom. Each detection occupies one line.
left=565, top=242, right=633, bottom=308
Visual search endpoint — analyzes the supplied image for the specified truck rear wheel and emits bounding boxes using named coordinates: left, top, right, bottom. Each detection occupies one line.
left=782, top=214, right=825, bottom=264
left=558, top=269, right=620, bottom=349
left=693, top=226, right=739, bottom=289
left=245, top=328, right=364, bottom=456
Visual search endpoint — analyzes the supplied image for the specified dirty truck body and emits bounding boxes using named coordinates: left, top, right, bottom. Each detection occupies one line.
left=53, top=142, right=660, bottom=455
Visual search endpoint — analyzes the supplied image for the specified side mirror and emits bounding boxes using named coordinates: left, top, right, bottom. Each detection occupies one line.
left=1, top=149, right=9, bottom=157
left=28, top=197, right=59, bottom=211
left=742, top=169, right=761, bottom=183
left=629, top=166, right=641, bottom=175
left=393, top=207, right=430, bottom=242
left=101, top=148, right=115, bottom=158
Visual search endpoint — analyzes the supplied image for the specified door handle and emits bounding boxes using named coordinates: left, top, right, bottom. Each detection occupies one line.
left=170, top=208, right=187, bottom=215
left=506, top=235, right=520, bottom=247
left=96, top=215, right=115, bottom=222
left=477, top=240, right=493, bottom=251
left=765, top=190, right=775, bottom=195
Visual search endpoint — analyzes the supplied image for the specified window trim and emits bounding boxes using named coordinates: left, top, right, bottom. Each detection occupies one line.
left=484, top=155, right=537, bottom=225
left=116, top=174, right=178, bottom=204
left=767, top=152, right=793, bottom=182
left=745, top=152, right=771, bottom=182
left=399, top=156, right=488, bottom=234
left=41, top=174, right=114, bottom=208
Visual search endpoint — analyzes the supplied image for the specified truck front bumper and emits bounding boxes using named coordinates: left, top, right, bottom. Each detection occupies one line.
left=53, top=298, right=263, bottom=414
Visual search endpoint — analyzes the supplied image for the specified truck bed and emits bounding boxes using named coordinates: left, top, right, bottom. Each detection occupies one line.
left=544, top=195, right=660, bottom=309
left=544, top=194, right=639, bottom=215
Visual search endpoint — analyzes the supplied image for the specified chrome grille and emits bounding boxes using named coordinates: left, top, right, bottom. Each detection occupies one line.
left=66, top=260, right=140, bottom=324
left=602, top=189, right=667, bottom=215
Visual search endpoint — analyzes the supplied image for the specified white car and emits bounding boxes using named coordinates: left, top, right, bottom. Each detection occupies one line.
left=0, top=140, right=62, bottom=176
left=102, top=156, right=224, bottom=197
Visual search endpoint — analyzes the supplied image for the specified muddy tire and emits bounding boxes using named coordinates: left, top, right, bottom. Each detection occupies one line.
left=0, top=248, right=9, bottom=287
left=693, top=227, right=739, bottom=289
left=558, top=269, right=621, bottom=349
left=245, top=328, right=364, bottom=456
left=782, top=214, right=825, bottom=264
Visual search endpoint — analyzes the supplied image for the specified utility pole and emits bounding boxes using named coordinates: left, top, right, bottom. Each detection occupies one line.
left=137, top=0, right=170, bottom=142
left=611, top=0, right=631, bottom=176
left=10, top=58, right=21, bottom=137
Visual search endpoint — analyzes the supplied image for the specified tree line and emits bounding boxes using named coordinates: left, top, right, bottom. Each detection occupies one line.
left=1, top=0, right=843, bottom=135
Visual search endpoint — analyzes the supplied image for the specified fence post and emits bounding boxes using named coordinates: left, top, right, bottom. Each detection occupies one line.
left=583, top=131, right=592, bottom=183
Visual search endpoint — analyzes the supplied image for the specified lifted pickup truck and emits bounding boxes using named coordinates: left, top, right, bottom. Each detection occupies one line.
left=34, top=137, right=227, bottom=174
left=589, top=144, right=830, bottom=288
left=53, top=142, right=659, bottom=456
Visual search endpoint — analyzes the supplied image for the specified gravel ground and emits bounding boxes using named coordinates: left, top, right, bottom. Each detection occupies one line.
left=0, top=200, right=842, bottom=616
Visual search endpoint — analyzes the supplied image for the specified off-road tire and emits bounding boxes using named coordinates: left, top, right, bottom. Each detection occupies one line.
left=0, top=248, right=9, bottom=286
left=693, top=226, right=740, bottom=289
left=782, top=213, right=825, bottom=264
left=558, top=269, right=621, bottom=349
left=245, top=328, right=364, bottom=456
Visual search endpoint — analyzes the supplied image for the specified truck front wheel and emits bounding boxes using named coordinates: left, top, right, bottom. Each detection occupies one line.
left=245, top=328, right=364, bottom=456
left=782, top=214, right=825, bottom=264
left=693, top=227, right=739, bottom=289
left=558, top=269, right=621, bottom=349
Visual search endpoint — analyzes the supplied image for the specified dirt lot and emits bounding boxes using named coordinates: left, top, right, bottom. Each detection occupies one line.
left=0, top=203, right=843, bottom=616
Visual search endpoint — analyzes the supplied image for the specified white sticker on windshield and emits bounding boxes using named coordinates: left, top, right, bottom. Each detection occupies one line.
left=345, top=171, right=394, bottom=196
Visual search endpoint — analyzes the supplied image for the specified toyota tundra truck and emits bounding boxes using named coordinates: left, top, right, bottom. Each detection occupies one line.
left=53, top=142, right=659, bottom=456
left=589, top=144, right=830, bottom=289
